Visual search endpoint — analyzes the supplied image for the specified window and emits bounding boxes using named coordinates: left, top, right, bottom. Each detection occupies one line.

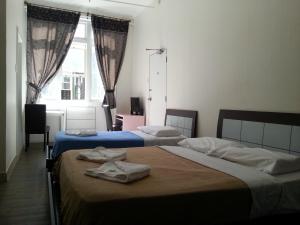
left=74, top=23, right=86, bottom=38
left=40, top=18, right=104, bottom=103
left=61, top=42, right=86, bottom=100
left=91, top=42, right=103, bottom=100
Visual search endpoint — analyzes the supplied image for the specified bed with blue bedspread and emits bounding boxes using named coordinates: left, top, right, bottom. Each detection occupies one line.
left=46, top=109, right=197, bottom=171
left=52, top=131, right=144, bottom=158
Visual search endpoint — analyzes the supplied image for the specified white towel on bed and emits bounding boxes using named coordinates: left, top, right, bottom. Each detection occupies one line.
left=77, top=148, right=127, bottom=163
left=85, top=161, right=151, bottom=183
left=65, top=129, right=97, bottom=137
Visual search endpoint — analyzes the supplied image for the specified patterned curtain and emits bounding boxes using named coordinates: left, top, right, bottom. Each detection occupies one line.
left=91, top=15, right=129, bottom=108
left=26, top=5, right=80, bottom=103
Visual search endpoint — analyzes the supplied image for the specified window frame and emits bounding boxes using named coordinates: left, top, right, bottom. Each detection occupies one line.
left=39, top=17, right=103, bottom=106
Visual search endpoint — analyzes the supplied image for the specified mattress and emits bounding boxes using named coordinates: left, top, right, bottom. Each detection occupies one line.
left=56, top=146, right=252, bottom=225
left=52, top=131, right=184, bottom=158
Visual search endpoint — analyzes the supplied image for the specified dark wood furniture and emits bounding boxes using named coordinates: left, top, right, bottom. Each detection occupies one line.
left=217, top=109, right=300, bottom=138
left=165, top=108, right=198, bottom=137
left=216, top=109, right=300, bottom=154
left=25, top=104, right=50, bottom=151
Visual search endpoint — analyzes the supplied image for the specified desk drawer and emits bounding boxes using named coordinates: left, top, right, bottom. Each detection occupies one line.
left=66, top=107, right=96, bottom=130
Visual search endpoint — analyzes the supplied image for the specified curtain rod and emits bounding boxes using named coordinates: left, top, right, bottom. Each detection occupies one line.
left=100, top=0, right=155, bottom=8
left=24, top=1, right=132, bottom=22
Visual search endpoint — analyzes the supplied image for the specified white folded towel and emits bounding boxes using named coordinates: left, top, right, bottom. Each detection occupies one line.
left=77, top=148, right=127, bottom=163
left=85, top=161, right=151, bottom=183
left=65, top=129, right=97, bottom=137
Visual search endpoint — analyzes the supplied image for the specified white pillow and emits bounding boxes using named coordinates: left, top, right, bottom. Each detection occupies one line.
left=207, top=147, right=300, bottom=175
left=137, top=126, right=181, bottom=137
left=177, top=137, right=244, bottom=154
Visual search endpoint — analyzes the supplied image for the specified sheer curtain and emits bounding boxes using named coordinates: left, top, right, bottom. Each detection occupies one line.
left=91, top=15, right=129, bottom=108
left=26, top=5, right=80, bottom=103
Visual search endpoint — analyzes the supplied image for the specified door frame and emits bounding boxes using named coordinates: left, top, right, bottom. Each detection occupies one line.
left=16, top=27, right=24, bottom=154
left=147, top=48, right=168, bottom=125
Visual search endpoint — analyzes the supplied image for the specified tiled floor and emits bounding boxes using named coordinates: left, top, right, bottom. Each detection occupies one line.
left=0, top=143, right=50, bottom=225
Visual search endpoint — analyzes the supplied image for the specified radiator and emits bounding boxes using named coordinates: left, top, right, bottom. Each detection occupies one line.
left=47, top=111, right=65, bottom=142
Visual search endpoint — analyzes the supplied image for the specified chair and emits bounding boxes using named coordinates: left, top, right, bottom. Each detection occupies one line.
left=25, top=104, right=50, bottom=151
left=102, top=105, right=121, bottom=131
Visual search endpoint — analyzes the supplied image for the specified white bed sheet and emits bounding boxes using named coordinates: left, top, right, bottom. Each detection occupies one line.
left=274, top=171, right=300, bottom=214
left=131, top=130, right=185, bottom=146
left=160, top=146, right=300, bottom=218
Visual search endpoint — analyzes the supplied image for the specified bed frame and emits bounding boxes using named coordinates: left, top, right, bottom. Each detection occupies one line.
left=165, top=108, right=197, bottom=138
left=217, top=109, right=300, bottom=155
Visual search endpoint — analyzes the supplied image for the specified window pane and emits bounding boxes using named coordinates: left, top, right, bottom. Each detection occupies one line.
left=91, top=47, right=104, bottom=100
left=61, top=90, right=71, bottom=100
left=62, top=43, right=86, bottom=74
left=61, top=42, right=86, bottom=100
left=64, top=77, right=70, bottom=83
left=63, top=82, right=70, bottom=90
left=72, top=76, right=85, bottom=100
left=40, top=72, right=62, bottom=100
left=74, top=23, right=86, bottom=38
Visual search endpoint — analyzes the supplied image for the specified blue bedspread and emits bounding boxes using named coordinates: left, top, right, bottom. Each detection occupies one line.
left=52, top=131, right=144, bottom=158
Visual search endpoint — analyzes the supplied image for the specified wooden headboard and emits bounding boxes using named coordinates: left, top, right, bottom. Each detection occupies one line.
left=164, top=109, right=197, bottom=138
left=217, top=109, right=300, bottom=155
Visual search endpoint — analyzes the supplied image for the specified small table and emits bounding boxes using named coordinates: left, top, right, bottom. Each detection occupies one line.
left=115, top=114, right=145, bottom=131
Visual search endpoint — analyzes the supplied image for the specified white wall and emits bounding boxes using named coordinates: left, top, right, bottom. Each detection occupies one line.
left=116, top=25, right=134, bottom=114
left=6, top=0, right=26, bottom=171
left=0, top=0, right=7, bottom=175
left=131, top=0, right=300, bottom=137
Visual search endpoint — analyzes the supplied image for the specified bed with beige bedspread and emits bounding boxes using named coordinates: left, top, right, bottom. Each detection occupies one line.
left=55, top=146, right=252, bottom=225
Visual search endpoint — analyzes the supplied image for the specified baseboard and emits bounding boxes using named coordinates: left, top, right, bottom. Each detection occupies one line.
left=0, top=172, right=6, bottom=183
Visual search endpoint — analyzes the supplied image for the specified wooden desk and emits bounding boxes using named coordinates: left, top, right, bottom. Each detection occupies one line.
left=115, top=114, right=145, bottom=131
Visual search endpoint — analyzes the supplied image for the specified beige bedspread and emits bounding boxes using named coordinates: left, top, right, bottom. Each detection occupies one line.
left=55, top=146, right=252, bottom=225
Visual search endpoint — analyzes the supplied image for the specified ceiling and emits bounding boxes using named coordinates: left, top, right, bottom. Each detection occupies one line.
left=26, top=0, right=157, bottom=19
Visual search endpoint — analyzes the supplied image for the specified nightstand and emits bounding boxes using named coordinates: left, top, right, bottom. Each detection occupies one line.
left=115, top=114, right=145, bottom=131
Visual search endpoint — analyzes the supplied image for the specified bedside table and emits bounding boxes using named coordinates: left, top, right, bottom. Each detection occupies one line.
left=115, top=114, right=145, bottom=131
